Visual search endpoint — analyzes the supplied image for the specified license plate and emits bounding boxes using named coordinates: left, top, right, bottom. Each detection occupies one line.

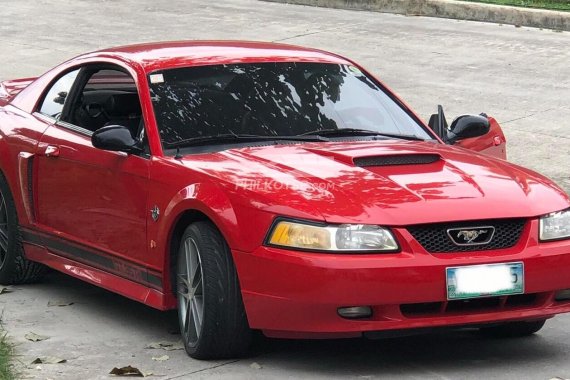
left=446, top=262, right=524, bottom=300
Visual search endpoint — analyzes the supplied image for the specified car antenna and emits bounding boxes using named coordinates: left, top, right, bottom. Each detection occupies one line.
left=174, top=147, right=183, bottom=160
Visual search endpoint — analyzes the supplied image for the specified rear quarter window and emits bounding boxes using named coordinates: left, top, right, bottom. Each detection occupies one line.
left=38, top=69, right=79, bottom=118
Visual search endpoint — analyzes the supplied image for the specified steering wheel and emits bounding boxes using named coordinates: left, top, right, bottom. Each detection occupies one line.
left=84, top=103, right=108, bottom=119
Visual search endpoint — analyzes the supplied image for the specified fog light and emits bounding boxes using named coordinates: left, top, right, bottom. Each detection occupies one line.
left=337, top=306, right=372, bottom=319
left=555, top=289, right=570, bottom=301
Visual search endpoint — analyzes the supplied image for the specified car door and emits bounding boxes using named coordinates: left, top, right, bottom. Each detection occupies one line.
left=33, top=64, right=152, bottom=281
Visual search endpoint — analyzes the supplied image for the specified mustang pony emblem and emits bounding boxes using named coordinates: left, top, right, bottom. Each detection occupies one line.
left=457, top=229, right=487, bottom=243
left=446, top=226, right=495, bottom=246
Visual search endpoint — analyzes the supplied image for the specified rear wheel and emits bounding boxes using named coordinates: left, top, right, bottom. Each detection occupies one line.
left=176, top=221, right=251, bottom=359
left=0, top=173, right=45, bottom=284
left=478, top=319, right=546, bottom=338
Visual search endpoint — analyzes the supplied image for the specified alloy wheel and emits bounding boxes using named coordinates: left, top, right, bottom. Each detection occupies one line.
left=177, top=237, right=205, bottom=347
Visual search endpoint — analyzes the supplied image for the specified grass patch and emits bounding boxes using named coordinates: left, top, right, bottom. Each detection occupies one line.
left=0, top=330, right=15, bottom=380
left=462, top=0, right=570, bottom=11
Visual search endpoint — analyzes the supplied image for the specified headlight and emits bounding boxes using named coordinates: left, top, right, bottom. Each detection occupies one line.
left=540, top=208, right=570, bottom=241
left=266, top=219, right=399, bottom=252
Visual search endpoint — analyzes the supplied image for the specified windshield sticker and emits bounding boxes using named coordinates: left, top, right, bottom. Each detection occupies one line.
left=150, top=74, right=164, bottom=84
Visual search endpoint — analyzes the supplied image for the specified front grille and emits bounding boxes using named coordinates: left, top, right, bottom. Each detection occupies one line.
left=408, top=218, right=526, bottom=253
left=354, top=154, right=440, bottom=167
left=400, top=293, right=539, bottom=318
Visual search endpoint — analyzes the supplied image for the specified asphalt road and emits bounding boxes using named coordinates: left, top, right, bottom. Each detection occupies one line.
left=1, top=0, right=569, bottom=379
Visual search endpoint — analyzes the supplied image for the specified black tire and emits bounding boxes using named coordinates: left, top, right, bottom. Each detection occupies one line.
left=176, top=221, right=251, bottom=359
left=478, top=319, right=546, bottom=338
left=0, top=172, right=45, bottom=284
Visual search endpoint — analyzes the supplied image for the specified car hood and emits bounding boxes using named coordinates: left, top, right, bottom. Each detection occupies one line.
left=181, top=140, right=570, bottom=225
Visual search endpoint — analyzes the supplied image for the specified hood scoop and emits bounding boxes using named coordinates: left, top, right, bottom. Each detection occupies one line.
left=354, top=154, right=441, bottom=167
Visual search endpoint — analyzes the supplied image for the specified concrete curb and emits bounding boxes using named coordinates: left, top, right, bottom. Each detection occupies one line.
left=261, top=0, right=570, bottom=31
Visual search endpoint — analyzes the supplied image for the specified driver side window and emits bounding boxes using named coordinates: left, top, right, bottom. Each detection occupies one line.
left=64, top=68, right=143, bottom=138
left=38, top=69, right=79, bottom=119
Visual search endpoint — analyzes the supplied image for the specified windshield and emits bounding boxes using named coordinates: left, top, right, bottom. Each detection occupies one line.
left=148, top=62, right=432, bottom=148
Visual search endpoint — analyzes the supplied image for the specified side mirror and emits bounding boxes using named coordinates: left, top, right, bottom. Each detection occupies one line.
left=92, top=125, right=142, bottom=154
left=447, top=114, right=490, bottom=143
left=53, top=91, right=67, bottom=105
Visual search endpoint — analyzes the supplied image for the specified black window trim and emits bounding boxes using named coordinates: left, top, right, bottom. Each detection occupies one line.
left=55, top=119, right=94, bottom=137
left=32, top=111, right=57, bottom=125
left=32, top=110, right=94, bottom=137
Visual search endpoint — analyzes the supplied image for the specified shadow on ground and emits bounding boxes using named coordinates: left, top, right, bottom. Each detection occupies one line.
left=27, top=271, right=566, bottom=379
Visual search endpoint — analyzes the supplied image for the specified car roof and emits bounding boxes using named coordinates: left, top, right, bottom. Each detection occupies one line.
left=90, top=40, right=352, bottom=72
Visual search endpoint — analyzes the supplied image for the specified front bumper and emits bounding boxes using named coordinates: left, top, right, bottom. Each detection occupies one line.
left=233, top=220, right=570, bottom=338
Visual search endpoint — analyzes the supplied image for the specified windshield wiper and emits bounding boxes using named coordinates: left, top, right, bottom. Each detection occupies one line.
left=296, top=128, right=425, bottom=141
left=164, top=133, right=328, bottom=149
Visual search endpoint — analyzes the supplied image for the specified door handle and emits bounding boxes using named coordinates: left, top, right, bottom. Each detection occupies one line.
left=44, top=145, right=60, bottom=157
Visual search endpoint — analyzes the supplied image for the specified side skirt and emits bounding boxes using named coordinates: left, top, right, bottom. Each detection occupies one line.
left=21, top=228, right=177, bottom=310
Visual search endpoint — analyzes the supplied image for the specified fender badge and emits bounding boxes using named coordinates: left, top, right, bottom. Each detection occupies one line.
left=151, top=205, right=160, bottom=222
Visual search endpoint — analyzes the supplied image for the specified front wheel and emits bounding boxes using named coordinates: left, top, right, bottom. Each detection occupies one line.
left=176, top=221, right=251, bottom=359
left=478, top=319, right=546, bottom=338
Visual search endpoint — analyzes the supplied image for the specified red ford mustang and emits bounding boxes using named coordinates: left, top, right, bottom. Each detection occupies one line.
left=0, top=41, right=569, bottom=359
